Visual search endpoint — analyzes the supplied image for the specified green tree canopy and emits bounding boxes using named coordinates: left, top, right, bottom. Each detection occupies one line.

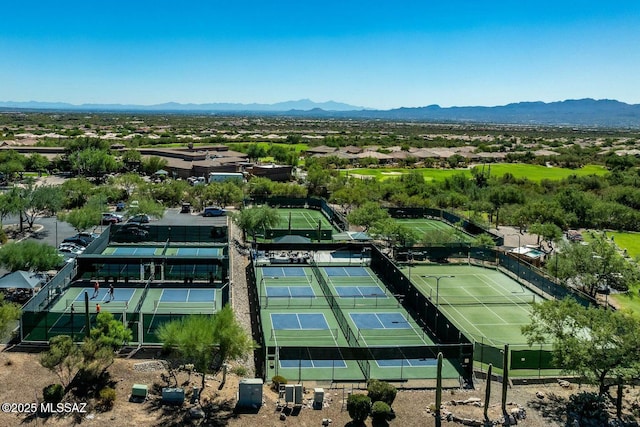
left=0, top=293, right=21, bottom=341
left=522, top=298, right=640, bottom=398
left=0, top=241, right=61, bottom=272
left=232, top=206, right=280, bottom=242
left=157, top=306, right=255, bottom=389
left=347, top=201, right=390, bottom=231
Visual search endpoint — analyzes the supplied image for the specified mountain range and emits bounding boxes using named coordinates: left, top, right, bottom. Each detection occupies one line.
left=1, top=98, right=639, bottom=128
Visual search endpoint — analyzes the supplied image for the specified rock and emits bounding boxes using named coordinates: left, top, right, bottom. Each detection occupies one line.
left=558, top=380, right=571, bottom=388
left=536, top=391, right=545, bottom=399
left=465, top=397, right=482, bottom=404
left=280, top=413, right=287, bottom=421
left=189, top=407, right=205, bottom=419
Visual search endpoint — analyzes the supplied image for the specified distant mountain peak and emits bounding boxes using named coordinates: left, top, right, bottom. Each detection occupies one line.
left=0, top=98, right=638, bottom=128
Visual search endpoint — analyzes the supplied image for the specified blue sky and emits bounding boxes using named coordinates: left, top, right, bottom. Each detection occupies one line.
left=1, top=1, right=639, bottom=109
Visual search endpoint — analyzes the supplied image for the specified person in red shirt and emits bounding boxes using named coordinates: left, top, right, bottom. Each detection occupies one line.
left=92, top=280, right=100, bottom=299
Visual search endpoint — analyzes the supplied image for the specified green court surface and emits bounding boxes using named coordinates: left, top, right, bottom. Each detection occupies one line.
left=411, top=264, right=540, bottom=346
left=257, top=264, right=461, bottom=381
left=22, top=284, right=221, bottom=343
left=394, top=218, right=475, bottom=243
left=274, top=208, right=334, bottom=230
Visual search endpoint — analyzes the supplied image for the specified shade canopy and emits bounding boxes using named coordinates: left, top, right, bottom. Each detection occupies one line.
left=0, top=271, right=47, bottom=289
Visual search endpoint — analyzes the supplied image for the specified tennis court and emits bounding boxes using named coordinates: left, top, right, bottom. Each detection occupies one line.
left=275, top=208, right=334, bottom=230
left=412, top=265, right=541, bottom=346
left=394, top=218, right=475, bottom=243
left=347, top=310, right=433, bottom=347
left=140, top=288, right=219, bottom=314
left=102, top=245, right=225, bottom=257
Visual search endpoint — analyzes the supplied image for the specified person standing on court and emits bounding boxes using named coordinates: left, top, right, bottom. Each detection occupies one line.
left=96, top=303, right=101, bottom=314
left=92, top=280, right=100, bottom=299
left=109, top=283, right=115, bottom=301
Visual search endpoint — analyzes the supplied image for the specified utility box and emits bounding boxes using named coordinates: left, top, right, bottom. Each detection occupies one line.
left=284, top=384, right=295, bottom=403
left=294, top=384, right=303, bottom=405
left=314, top=388, right=325, bottom=406
left=161, top=387, right=185, bottom=405
left=237, top=378, right=263, bottom=408
left=131, top=384, right=148, bottom=399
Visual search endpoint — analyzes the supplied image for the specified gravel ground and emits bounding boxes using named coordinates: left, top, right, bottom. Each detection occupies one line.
left=229, top=218, right=256, bottom=377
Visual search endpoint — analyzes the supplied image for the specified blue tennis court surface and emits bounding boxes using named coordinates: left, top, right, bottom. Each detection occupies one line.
left=271, top=313, right=329, bottom=330
left=376, top=359, right=437, bottom=368
left=266, top=286, right=315, bottom=298
left=280, top=359, right=347, bottom=368
left=350, top=312, right=410, bottom=329
left=335, top=286, right=386, bottom=298
left=160, top=289, right=215, bottom=303
left=262, top=266, right=307, bottom=277
left=76, top=287, right=135, bottom=303
left=323, top=266, right=370, bottom=277
left=172, top=247, right=222, bottom=257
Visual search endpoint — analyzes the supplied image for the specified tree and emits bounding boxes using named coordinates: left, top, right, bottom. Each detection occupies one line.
left=81, top=312, right=133, bottom=378
left=369, top=218, right=419, bottom=248
left=232, top=206, right=280, bottom=242
left=551, top=234, right=637, bottom=296
left=347, top=202, right=390, bottom=232
left=346, top=393, right=371, bottom=423
left=60, top=206, right=102, bottom=232
left=157, top=306, right=255, bottom=389
left=522, top=299, right=640, bottom=398
left=0, top=293, right=21, bottom=341
left=39, top=335, right=83, bottom=389
left=21, top=184, right=64, bottom=229
left=528, top=222, right=563, bottom=252
left=0, top=241, right=61, bottom=272
left=140, top=156, right=168, bottom=176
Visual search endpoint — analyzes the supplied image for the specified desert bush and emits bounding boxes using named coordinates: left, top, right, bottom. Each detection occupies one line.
left=98, top=387, right=116, bottom=410
left=42, top=384, right=64, bottom=403
left=271, top=375, right=287, bottom=391
left=371, top=400, right=393, bottom=422
left=367, top=379, right=397, bottom=406
left=232, top=366, right=248, bottom=377
left=347, top=393, right=371, bottom=423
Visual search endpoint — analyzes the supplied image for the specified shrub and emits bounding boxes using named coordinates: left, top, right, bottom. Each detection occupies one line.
left=367, top=379, right=397, bottom=406
left=98, top=387, right=116, bottom=410
left=0, top=228, right=7, bottom=245
left=271, top=375, right=287, bottom=391
left=42, top=384, right=64, bottom=403
left=371, top=400, right=392, bottom=422
left=232, top=366, right=248, bottom=377
left=567, top=391, right=609, bottom=426
left=347, top=393, right=371, bottom=423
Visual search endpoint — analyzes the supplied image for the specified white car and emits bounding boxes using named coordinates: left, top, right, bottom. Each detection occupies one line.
left=58, top=243, right=85, bottom=255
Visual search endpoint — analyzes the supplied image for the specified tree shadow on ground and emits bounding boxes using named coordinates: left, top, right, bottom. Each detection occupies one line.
left=145, top=382, right=237, bottom=427
left=527, top=392, right=568, bottom=425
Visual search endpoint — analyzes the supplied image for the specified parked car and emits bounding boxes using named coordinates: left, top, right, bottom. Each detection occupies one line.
left=62, top=236, right=92, bottom=247
left=128, top=214, right=150, bottom=224
left=115, top=201, right=126, bottom=212
left=58, top=243, right=85, bottom=255
left=203, top=207, right=226, bottom=217
left=180, top=203, right=191, bottom=213
left=102, top=213, right=123, bottom=225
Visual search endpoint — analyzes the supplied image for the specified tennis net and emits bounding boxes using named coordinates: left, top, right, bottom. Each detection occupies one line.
left=437, top=294, right=537, bottom=306
left=259, top=295, right=328, bottom=309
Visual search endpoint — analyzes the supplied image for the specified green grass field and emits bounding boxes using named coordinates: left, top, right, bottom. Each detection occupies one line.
left=342, top=164, right=608, bottom=182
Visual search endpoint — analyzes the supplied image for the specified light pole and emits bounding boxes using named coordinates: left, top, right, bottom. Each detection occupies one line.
left=421, top=275, right=455, bottom=340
